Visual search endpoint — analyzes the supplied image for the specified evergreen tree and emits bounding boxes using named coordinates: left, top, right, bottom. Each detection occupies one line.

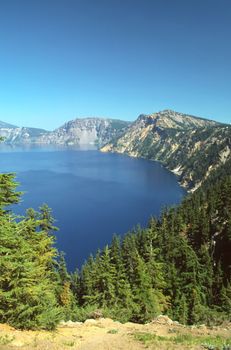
left=0, top=214, right=61, bottom=329
left=109, top=235, right=135, bottom=320
left=132, top=253, right=164, bottom=322
left=0, top=175, right=61, bottom=329
left=0, top=173, right=21, bottom=214
left=94, top=245, right=116, bottom=307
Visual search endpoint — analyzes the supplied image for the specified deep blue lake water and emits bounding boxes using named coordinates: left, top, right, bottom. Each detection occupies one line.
left=0, top=146, right=185, bottom=270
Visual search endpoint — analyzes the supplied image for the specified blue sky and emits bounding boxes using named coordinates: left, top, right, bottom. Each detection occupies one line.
left=0, top=0, right=230, bottom=130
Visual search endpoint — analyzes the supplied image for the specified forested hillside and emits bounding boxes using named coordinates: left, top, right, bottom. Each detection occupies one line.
left=0, top=169, right=230, bottom=329
left=71, top=171, right=231, bottom=325
left=0, top=118, right=231, bottom=330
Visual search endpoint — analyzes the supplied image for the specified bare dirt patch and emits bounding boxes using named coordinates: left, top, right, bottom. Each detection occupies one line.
left=0, top=316, right=230, bottom=350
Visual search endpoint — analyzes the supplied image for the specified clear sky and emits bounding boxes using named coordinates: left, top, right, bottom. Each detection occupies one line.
left=0, top=0, right=230, bottom=130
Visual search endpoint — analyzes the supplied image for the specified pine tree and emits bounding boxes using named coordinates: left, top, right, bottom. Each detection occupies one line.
left=219, top=283, right=231, bottom=316
left=174, top=293, right=188, bottom=324
left=132, top=253, right=164, bottom=322
left=95, top=245, right=116, bottom=307
left=0, top=214, right=61, bottom=329
left=0, top=173, right=21, bottom=214
left=0, top=175, right=61, bottom=329
left=80, top=254, right=98, bottom=306
left=110, top=235, right=135, bottom=320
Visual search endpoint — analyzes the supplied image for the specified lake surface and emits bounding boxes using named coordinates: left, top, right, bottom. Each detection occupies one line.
left=0, top=146, right=185, bottom=270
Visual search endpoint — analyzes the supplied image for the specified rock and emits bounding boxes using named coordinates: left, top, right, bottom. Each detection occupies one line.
left=101, top=109, right=231, bottom=191
left=0, top=117, right=129, bottom=146
left=152, top=315, right=174, bottom=325
left=84, top=319, right=97, bottom=325
left=11, top=340, right=25, bottom=347
left=59, top=320, right=82, bottom=327
left=89, top=310, right=103, bottom=319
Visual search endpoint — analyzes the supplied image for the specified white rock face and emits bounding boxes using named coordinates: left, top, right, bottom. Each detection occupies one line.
left=0, top=126, right=49, bottom=144
left=153, top=109, right=217, bottom=129
left=101, top=109, right=231, bottom=191
left=37, top=118, right=129, bottom=146
left=0, top=118, right=129, bottom=146
left=102, top=109, right=218, bottom=156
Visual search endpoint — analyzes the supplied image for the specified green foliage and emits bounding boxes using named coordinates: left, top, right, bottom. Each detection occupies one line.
left=0, top=173, right=22, bottom=214
left=56, top=252, right=79, bottom=321
left=134, top=332, right=231, bottom=349
left=0, top=335, right=15, bottom=345
left=62, top=340, right=75, bottom=347
left=69, top=304, right=100, bottom=322
left=0, top=175, right=61, bottom=330
left=72, top=172, right=231, bottom=325
left=107, top=329, right=118, bottom=334
left=1, top=142, right=230, bottom=329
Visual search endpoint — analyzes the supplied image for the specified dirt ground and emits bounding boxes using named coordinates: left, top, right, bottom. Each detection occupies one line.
left=0, top=316, right=230, bottom=350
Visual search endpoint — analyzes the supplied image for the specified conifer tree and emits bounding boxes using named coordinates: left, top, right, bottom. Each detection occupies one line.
left=0, top=173, right=21, bottom=214
left=132, top=253, right=164, bottom=322
left=80, top=254, right=98, bottom=305
left=0, top=175, right=61, bottom=329
left=110, top=236, right=135, bottom=320
left=95, top=245, right=116, bottom=307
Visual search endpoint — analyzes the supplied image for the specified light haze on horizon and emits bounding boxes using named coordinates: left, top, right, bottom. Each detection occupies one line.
left=0, top=0, right=230, bottom=130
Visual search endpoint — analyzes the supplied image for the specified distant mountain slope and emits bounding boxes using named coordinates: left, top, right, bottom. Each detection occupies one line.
left=136, top=109, right=218, bottom=130
left=101, top=110, right=230, bottom=191
left=1, top=111, right=230, bottom=191
left=0, top=126, right=49, bottom=144
left=0, top=117, right=129, bottom=146
left=0, top=120, right=18, bottom=129
left=36, top=118, right=130, bottom=146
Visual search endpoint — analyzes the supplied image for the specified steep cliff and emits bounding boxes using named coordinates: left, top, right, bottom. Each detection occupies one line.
left=1, top=110, right=230, bottom=191
left=0, top=118, right=129, bottom=146
left=36, top=118, right=129, bottom=146
left=101, top=110, right=231, bottom=191
left=0, top=123, right=49, bottom=144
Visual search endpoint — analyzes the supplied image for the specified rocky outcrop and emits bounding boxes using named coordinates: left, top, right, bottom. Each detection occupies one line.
left=0, top=125, right=49, bottom=144
left=0, top=118, right=129, bottom=146
left=101, top=110, right=231, bottom=191
left=1, top=110, right=230, bottom=191
left=36, top=118, right=129, bottom=146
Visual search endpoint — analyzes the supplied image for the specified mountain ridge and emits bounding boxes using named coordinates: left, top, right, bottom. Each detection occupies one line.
left=36, top=117, right=130, bottom=146
left=101, top=110, right=230, bottom=191
left=136, top=109, right=220, bottom=130
left=0, top=111, right=231, bottom=334
left=0, top=117, right=130, bottom=147
left=1, top=110, right=230, bottom=191
left=0, top=109, right=223, bottom=146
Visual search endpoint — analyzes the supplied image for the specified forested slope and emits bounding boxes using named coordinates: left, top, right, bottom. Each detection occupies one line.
left=72, top=171, right=231, bottom=325
left=0, top=127, right=231, bottom=330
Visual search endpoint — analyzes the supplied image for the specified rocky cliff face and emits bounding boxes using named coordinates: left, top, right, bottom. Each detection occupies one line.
left=0, top=118, right=129, bottom=146
left=101, top=110, right=231, bottom=191
left=36, top=118, right=129, bottom=146
left=0, top=124, right=49, bottom=144
left=1, top=110, right=230, bottom=191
